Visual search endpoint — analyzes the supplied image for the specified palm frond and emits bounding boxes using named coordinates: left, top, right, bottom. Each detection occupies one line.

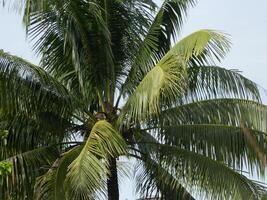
left=34, top=145, right=82, bottom=200
left=122, top=0, right=196, bottom=94
left=173, top=29, right=230, bottom=65
left=132, top=131, right=194, bottom=199
left=135, top=154, right=195, bottom=200
left=0, top=50, right=73, bottom=118
left=137, top=142, right=266, bottom=199
left=160, top=99, right=267, bottom=133
left=122, top=29, right=230, bottom=96
left=22, top=0, right=113, bottom=102
left=146, top=124, right=267, bottom=175
left=120, top=29, right=232, bottom=125
left=0, top=112, right=73, bottom=160
left=104, top=0, right=155, bottom=95
left=0, top=145, right=59, bottom=200
left=119, top=54, right=187, bottom=126
left=184, top=65, right=261, bottom=103
left=65, top=120, right=127, bottom=199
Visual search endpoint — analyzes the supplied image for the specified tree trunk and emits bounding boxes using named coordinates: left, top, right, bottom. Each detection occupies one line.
left=107, top=157, right=119, bottom=200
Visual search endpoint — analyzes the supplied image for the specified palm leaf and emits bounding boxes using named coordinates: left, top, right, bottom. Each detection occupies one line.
left=22, top=0, right=112, bottom=102
left=0, top=145, right=59, bottom=200
left=122, top=0, right=196, bottom=94
left=184, top=65, right=261, bottom=103
left=122, top=29, right=230, bottom=96
left=65, top=120, right=127, bottom=199
left=34, top=145, right=82, bottom=200
left=138, top=142, right=266, bottom=199
left=147, top=124, right=266, bottom=174
left=0, top=50, right=73, bottom=118
left=120, top=29, right=232, bottom=126
left=173, top=29, right=230, bottom=64
left=135, top=152, right=195, bottom=200
left=0, top=113, right=73, bottom=161
left=160, top=99, right=267, bottom=133
left=119, top=54, right=187, bottom=126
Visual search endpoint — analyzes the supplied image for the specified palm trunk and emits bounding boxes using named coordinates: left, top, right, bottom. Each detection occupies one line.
left=107, top=157, right=119, bottom=200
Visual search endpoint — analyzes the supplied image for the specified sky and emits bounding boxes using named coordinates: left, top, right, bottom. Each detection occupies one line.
left=1, top=0, right=267, bottom=199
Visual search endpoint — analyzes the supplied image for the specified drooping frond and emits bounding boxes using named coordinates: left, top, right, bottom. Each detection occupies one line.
left=0, top=50, right=75, bottom=158
left=0, top=113, right=73, bottom=162
left=119, top=54, right=187, bottom=126
left=132, top=131, right=193, bottom=199
left=65, top=120, right=127, bottom=199
left=184, top=66, right=261, bottom=103
left=0, top=145, right=59, bottom=200
left=122, top=29, right=230, bottom=96
left=122, top=0, right=196, bottom=94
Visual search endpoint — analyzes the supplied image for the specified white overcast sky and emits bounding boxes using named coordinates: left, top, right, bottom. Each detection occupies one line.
left=1, top=0, right=267, bottom=199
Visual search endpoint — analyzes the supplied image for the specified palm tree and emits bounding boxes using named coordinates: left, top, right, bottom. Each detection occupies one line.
left=0, top=0, right=267, bottom=199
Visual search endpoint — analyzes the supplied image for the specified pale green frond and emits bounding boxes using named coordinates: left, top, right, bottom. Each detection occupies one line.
left=169, top=29, right=230, bottom=65
left=122, top=0, right=196, bottom=95
left=122, top=29, right=230, bottom=96
left=65, top=120, right=127, bottom=199
left=184, top=66, right=261, bottom=103
left=119, top=55, right=187, bottom=126
left=0, top=145, right=59, bottom=200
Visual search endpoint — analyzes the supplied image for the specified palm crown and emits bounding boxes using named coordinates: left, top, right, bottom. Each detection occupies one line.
left=0, top=0, right=267, bottom=199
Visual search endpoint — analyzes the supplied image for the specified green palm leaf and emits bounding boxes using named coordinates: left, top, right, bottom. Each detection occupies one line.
left=161, top=99, right=267, bottom=133
left=0, top=50, right=73, bottom=118
left=34, top=145, right=82, bottom=200
left=137, top=141, right=266, bottom=199
left=0, top=145, right=59, bottom=199
left=135, top=152, right=195, bottom=200
left=184, top=66, right=261, bottom=102
left=147, top=124, right=266, bottom=174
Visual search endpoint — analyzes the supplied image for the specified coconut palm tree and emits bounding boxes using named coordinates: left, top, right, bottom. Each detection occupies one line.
left=0, top=0, right=267, bottom=199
